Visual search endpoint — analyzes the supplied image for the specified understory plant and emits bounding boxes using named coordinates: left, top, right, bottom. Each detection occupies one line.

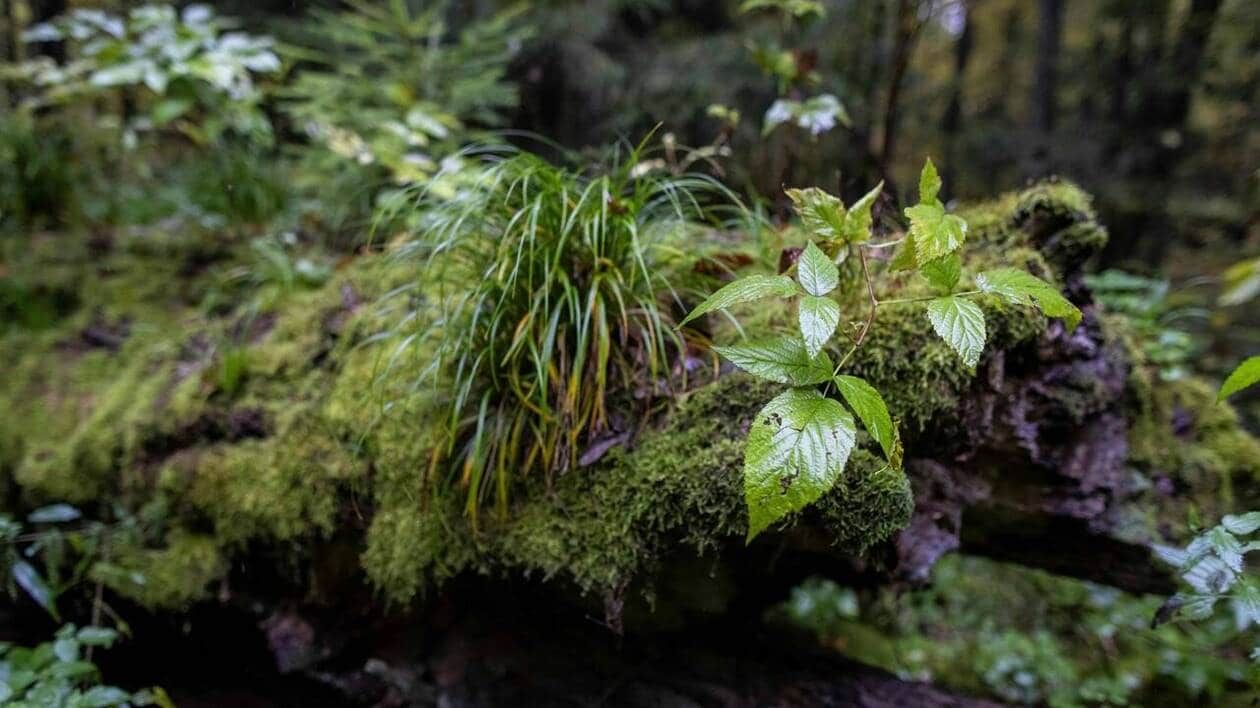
left=11, top=4, right=280, bottom=146
left=1154, top=512, right=1260, bottom=662
left=682, top=159, right=1082, bottom=539
left=281, top=0, right=529, bottom=234
left=390, top=147, right=738, bottom=523
left=0, top=625, right=171, bottom=707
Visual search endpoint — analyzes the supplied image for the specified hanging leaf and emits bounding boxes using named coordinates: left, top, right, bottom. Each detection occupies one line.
left=714, top=335, right=833, bottom=385
left=976, top=267, right=1082, bottom=330
left=680, top=274, right=800, bottom=326
left=744, top=387, right=856, bottom=540
left=12, top=560, right=58, bottom=620
left=799, top=295, right=841, bottom=358
left=832, top=375, right=896, bottom=462
left=927, top=296, right=986, bottom=369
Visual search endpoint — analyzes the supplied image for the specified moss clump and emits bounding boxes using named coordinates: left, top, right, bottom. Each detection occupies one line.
left=362, top=373, right=915, bottom=603
left=1129, top=376, right=1260, bottom=510
left=190, top=414, right=362, bottom=545
left=96, top=531, right=226, bottom=610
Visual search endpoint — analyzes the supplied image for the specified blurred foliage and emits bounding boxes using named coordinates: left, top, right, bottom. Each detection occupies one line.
left=279, top=0, right=529, bottom=239
left=773, top=555, right=1260, bottom=706
left=0, top=624, right=170, bottom=707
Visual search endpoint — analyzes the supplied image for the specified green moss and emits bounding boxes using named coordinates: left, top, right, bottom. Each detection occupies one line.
left=97, top=531, right=226, bottom=610
left=191, top=415, right=362, bottom=545
left=1129, top=376, right=1260, bottom=512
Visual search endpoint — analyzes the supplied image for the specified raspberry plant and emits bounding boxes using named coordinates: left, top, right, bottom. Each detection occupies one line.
left=683, top=159, right=1082, bottom=540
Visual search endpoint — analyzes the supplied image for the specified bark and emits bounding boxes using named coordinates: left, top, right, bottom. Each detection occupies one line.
left=1030, top=0, right=1063, bottom=135
left=877, top=0, right=925, bottom=185
left=941, top=0, right=974, bottom=198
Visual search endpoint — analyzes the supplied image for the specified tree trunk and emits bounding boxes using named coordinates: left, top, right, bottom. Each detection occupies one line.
left=1029, top=0, right=1063, bottom=176
left=877, top=0, right=922, bottom=189
left=942, top=0, right=974, bottom=199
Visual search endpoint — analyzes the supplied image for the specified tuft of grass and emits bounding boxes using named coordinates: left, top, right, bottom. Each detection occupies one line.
left=382, top=144, right=744, bottom=524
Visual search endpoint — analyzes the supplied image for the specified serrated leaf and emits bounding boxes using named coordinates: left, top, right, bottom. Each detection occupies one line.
left=918, top=157, right=942, bottom=204
left=1208, top=525, right=1245, bottom=572
left=976, top=267, right=1082, bottom=330
left=799, top=295, right=840, bottom=358
left=905, top=202, right=967, bottom=265
left=1219, top=356, right=1260, bottom=402
left=920, top=254, right=961, bottom=294
left=888, top=232, right=917, bottom=272
left=1183, top=553, right=1237, bottom=594
left=927, top=296, right=986, bottom=369
left=786, top=188, right=845, bottom=241
left=797, top=241, right=839, bottom=296
left=12, top=561, right=57, bottom=620
left=680, top=274, right=800, bottom=326
left=1233, top=582, right=1260, bottom=629
left=714, top=335, right=833, bottom=385
left=1222, top=512, right=1260, bottom=536
left=841, top=181, right=882, bottom=243
left=1179, top=593, right=1219, bottom=622
left=833, top=375, right=896, bottom=461
left=744, top=388, right=856, bottom=540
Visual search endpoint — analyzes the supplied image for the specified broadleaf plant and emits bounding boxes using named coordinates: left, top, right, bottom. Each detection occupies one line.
left=683, top=159, right=1082, bottom=540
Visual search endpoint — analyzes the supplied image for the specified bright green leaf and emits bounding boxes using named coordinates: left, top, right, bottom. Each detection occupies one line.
left=744, top=387, right=856, bottom=540
left=833, top=375, right=896, bottom=461
left=799, top=295, right=841, bottom=358
left=1219, top=356, right=1260, bottom=402
left=927, top=296, right=986, bottom=369
left=680, top=274, right=800, bottom=326
left=918, top=157, right=942, bottom=204
left=905, top=202, right=967, bottom=266
left=786, top=188, right=846, bottom=241
left=714, top=335, right=833, bottom=385
left=797, top=241, right=839, bottom=296
left=920, top=254, right=961, bottom=294
left=976, top=267, right=1082, bottom=330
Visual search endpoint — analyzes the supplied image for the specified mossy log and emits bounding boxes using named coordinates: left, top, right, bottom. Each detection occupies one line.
left=3, top=182, right=1259, bottom=703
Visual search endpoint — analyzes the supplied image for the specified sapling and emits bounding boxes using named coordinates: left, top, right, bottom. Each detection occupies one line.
left=682, top=159, right=1082, bottom=539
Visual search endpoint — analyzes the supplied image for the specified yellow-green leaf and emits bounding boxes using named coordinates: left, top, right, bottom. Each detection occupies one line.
left=786, top=188, right=846, bottom=241
left=1219, top=356, right=1260, bottom=402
